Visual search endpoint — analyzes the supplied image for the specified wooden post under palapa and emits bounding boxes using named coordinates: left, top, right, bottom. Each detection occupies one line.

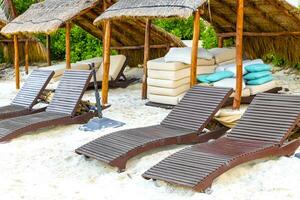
left=102, top=20, right=112, bottom=105
left=218, top=37, right=224, bottom=48
left=233, top=0, right=245, bottom=109
left=65, top=22, right=71, bottom=69
left=142, top=19, right=151, bottom=99
left=14, top=35, right=20, bottom=89
left=25, top=39, right=29, bottom=74
left=46, top=35, right=52, bottom=66
left=190, top=9, right=201, bottom=87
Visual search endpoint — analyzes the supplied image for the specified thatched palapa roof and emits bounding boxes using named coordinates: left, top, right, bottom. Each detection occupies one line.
left=96, top=0, right=300, bottom=64
left=0, top=7, right=8, bottom=28
left=95, top=0, right=206, bottom=22
left=1, top=0, right=184, bottom=67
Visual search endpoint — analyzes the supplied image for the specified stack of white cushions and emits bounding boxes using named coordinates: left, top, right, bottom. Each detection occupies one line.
left=164, top=47, right=217, bottom=75
left=147, top=47, right=216, bottom=105
left=147, top=58, right=190, bottom=105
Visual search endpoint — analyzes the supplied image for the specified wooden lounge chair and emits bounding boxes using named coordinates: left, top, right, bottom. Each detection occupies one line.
left=75, top=86, right=233, bottom=172
left=0, top=70, right=94, bottom=142
left=143, top=93, right=300, bottom=192
left=0, top=70, right=54, bottom=120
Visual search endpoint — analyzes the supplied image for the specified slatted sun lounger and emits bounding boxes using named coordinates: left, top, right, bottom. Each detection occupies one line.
left=75, top=86, right=233, bottom=172
left=143, top=93, right=300, bottom=192
left=0, top=70, right=94, bottom=142
left=0, top=70, right=54, bottom=120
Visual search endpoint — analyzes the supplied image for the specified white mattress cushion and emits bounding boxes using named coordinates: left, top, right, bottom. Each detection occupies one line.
left=92, top=55, right=126, bottom=82
left=197, top=58, right=215, bottom=66
left=147, top=58, right=189, bottom=71
left=216, top=60, right=251, bottom=72
left=209, top=47, right=236, bottom=64
left=230, top=88, right=251, bottom=98
left=197, top=65, right=217, bottom=75
left=246, top=80, right=277, bottom=95
left=42, top=63, right=90, bottom=81
left=164, top=47, right=214, bottom=64
left=217, top=59, right=236, bottom=66
left=149, top=93, right=186, bottom=105
left=213, top=78, right=246, bottom=90
left=148, top=84, right=190, bottom=96
left=76, top=57, right=103, bottom=69
left=99, top=55, right=126, bottom=80
left=147, top=77, right=190, bottom=88
left=148, top=68, right=190, bottom=80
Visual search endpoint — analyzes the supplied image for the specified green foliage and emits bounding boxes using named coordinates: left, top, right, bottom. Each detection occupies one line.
left=14, top=0, right=36, bottom=14
left=263, top=53, right=300, bottom=69
left=154, top=17, right=197, bottom=40
left=46, top=27, right=103, bottom=62
left=201, top=25, right=218, bottom=49
left=154, top=17, right=219, bottom=49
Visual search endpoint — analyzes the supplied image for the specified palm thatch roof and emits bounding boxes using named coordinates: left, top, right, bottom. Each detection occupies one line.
left=1, top=0, right=184, bottom=67
left=0, top=4, right=47, bottom=63
left=96, top=0, right=300, bottom=64
left=95, top=0, right=206, bottom=22
left=0, top=7, right=8, bottom=28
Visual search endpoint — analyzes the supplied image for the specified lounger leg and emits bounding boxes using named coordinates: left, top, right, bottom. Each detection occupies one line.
left=278, top=139, right=300, bottom=157
left=110, top=159, right=127, bottom=173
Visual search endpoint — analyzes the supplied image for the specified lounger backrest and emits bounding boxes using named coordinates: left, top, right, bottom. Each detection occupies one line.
left=161, top=86, right=233, bottom=131
left=227, top=93, right=300, bottom=145
left=46, top=70, right=92, bottom=116
left=11, top=70, right=54, bottom=109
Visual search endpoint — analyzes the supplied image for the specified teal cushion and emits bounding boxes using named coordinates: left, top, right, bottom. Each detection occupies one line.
left=197, top=74, right=211, bottom=83
left=206, top=71, right=234, bottom=82
left=247, top=75, right=273, bottom=85
left=244, top=71, right=272, bottom=80
left=245, top=64, right=271, bottom=72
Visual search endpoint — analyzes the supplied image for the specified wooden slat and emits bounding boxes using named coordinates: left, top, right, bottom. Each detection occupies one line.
left=12, top=70, right=54, bottom=108
left=76, top=86, right=233, bottom=170
left=46, top=70, right=92, bottom=116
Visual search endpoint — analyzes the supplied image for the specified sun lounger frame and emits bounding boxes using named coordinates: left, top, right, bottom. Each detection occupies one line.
left=143, top=93, right=300, bottom=192
left=76, top=86, right=233, bottom=172
left=0, top=70, right=54, bottom=120
left=0, top=70, right=95, bottom=142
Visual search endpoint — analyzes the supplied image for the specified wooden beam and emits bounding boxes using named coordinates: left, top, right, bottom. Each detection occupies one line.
left=101, top=20, right=112, bottom=105
left=46, top=35, right=52, bottom=66
left=65, top=22, right=71, bottom=69
left=218, top=31, right=300, bottom=38
left=142, top=19, right=151, bottom=100
left=190, top=10, right=201, bottom=87
left=24, top=40, right=29, bottom=75
left=233, top=0, right=245, bottom=109
left=111, top=44, right=172, bottom=50
left=14, top=35, right=20, bottom=89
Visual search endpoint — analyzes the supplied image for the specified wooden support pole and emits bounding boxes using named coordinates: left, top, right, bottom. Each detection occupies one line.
left=46, top=35, right=52, bottom=66
left=65, top=22, right=71, bottom=69
left=233, top=0, right=245, bottom=109
left=101, top=20, right=112, bottom=105
left=190, top=10, right=201, bottom=87
left=218, top=37, right=224, bottom=48
left=14, top=35, right=20, bottom=89
left=142, top=19, right=151, bottom=100
left=25, top=39, right=29, bottom=75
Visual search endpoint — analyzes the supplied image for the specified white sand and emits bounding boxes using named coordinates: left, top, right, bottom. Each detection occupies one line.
left=0, top=67, right=300, bottom=200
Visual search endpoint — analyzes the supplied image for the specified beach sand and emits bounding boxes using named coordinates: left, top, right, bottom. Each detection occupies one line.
left=0, top=67, right=299, bottom=200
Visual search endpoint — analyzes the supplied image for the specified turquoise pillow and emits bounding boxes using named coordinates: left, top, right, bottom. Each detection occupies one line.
left=244, top=71, right=272, bottom=80
left=206, top=71, right=234, bottom=82
left=247, top=75, right=273, bottom=85
left=245, top=64, right=271, bottom=72
left=197, top=74, right=211, bottom=83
